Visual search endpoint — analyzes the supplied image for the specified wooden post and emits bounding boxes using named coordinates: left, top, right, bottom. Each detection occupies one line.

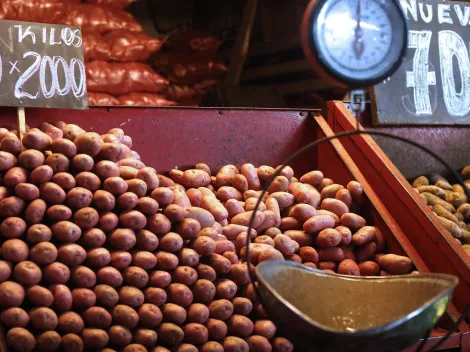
left=17, top=107, right=26, bottom=142
left=225, top=0, right=258, bottom=85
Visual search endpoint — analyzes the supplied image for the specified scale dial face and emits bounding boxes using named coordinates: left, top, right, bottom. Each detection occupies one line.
left=303, top=0, right=408, bottom=87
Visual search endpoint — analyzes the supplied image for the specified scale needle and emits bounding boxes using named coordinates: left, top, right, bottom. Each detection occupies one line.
left=353, top=0, right=365, bottom=60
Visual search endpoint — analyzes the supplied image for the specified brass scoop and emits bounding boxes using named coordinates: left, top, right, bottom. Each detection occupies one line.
left=256, top=261, right=458, bottom=352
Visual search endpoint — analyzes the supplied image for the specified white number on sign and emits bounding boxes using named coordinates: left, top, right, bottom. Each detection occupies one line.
left=406, top=30, right=435, bottom=115
left=439, top=30, right=470, bottom=117
left=14, top=52, right=86, bottom=100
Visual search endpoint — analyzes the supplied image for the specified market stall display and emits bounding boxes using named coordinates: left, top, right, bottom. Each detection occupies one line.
left=0, top=117, right=420, bottom=352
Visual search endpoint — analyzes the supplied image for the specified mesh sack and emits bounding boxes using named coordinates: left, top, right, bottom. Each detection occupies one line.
left=88, top=92, right=119, bottom=106
left=117, top=93, right=176, bottom=107
left=105, top=30, right=165, bottom=62
left=82, top=32, right=110, bottom=62
left=84, top=0, right=136, bottom=10
left=86, top=61, right=169, bottom=95
left=162, top=84, right=203, bottom=102
left=63, top=3, right=142, bottom=33
left=0, top=1, right=65, bottom=23
left=166, top=30, right=222, bottom=55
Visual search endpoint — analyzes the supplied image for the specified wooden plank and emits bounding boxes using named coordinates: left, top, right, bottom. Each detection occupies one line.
left=225, top=0, right=258, bottom=85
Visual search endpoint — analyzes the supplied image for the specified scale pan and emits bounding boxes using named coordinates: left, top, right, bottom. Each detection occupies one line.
left=256, top=261, right=458, bottom=352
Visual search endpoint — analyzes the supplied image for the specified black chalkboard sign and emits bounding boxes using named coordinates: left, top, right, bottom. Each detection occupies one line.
left=0, top=20, right=88, bottom=110
left=372, top=0, right=470, bottom=125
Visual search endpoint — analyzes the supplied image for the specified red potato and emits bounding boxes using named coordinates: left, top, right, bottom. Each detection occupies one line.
left=132, top=251, right=157, bottom=270
left=45, top=153, right=70, bottom=173
left=112, top=305, right=139, bottom=329
left=117, top=192, right=139, bottom=210
left=377, top=254, right=413, bottom=275
left=167, top=283, right=193, bottom=307
left=347, top=181, right=363, bottom=198
left=82, top=328, right=109, bottom=349
left=51, top=138, right=77, bottom=158
left=279, top=217, right=302, bottom=231
left=95, top=160, right=120, bottom=179
left=46, top=204, right=71, bottom=222
left=0, top=196, right=25, bottom=218
left=182, top=169, right=211, bottom=188
left=224, top=336, right=249, bottom=352
left=22, top=130, right=52, bottom=151
left=51, top=172, right=76, bottom=190
left=18, top=150, right=44, bottom=170
left=13, top=261, right=42, bottom=285
left=2, top=239, right=29, bottom=262
left=288, top=204, right=317, bottom=223
left=303, top=215, right=336, bottom=234
left=240, top=164, right=261, bottom=190
left=136, top=167, right=159, bottom=191
left=158, top=323, right=184, bottom=346
left=338, top=259, right=361, bottom=276
left=352, top=226, right=376, bottom=246
left=215, top=279, right=237, bottom=300
left=72, top=154, right=94, bottom=172
left=273, top=234, right=296, bottom=256
left=318, top=247, right=345, bottom=262
left=133, top=329, right=158, bottom=348
left=144, top=287, right=167, bottom=306
left=81, top=228, right=106, bottom=248
left=104, top=177, right=129, bottom=195
left=231, top=210, right=265, bottom=228
left=0, top=151, right=17, bottom=171
left=99, top=212, right=119, bottom=232
left=119, top=159, right=145, bottom=170
left=119, top=166, right=139, bottom=180
left=146, top=213, right=171, bottom=235
left=223, top=224, right=256, bottom=241
left=119, top=286, right=145, bottom=308
left=74, top=132, right=103, bottom=157
left=200, top=192, right=229, bottom=221
left=108, top=325, right=132, bottom=347
left=58, top=312, right=84, bottom=334
left=49, top=284, right=72, bottom=312
left=43, top=262, right=70, bottom=284
left=15, top=183, right=40, bottom=201
left=6, top=328, right=36, bottom=352
left=183, top=323, right=209, bottom=345
left=300, top=170, right=324, bottom=186
left=321, top=198, right=349, bottom=217
left=83, top=307, right=113, bottom=329
left=272, top=337, right=294, bottom=352
left=178, top=248, right=200, bottom=267
left=123, top=266, right=149, bottom=288
left=207, top=318, right=228, bottom=341
left=268, top=176, right=290, bottom=193
left=316, top=228, right=342, bottom=248
left=51, top=221, right=82, bottom=243
left=196, top=264, right=217, bottom=282
left=162, top=303, right=187, bottom=325
left=0, top=281, right=25, bottom=308
left=177, top=218, right=202, bottom=239
left=75, top=172, right=101, bottom=192
left=172, top=186, right=192, bottom=208
left=74, top=207, right=100, bottom=230
left=341, top=213, right=367, bottom=231
left=214, top=240, right=236, bottom=255
left=246, top=335, right=272, bottom=352
left=58, top=244, right=86, bottom=266
left=358, top=261, right=380, bottom=276
left=136, top=197, right=159, bottom=215
left=0, top=261, right=12, bottom=283
left=97, top=266, right=124, bottom=287
left=1, top=217, right=26, bottom=238
left=136, top=229, right=159, bottom=252
left=62, top=124, right=85, bottom=141
left=4, top=167, right=27, bottom=188
left=233, top=174, right=249, bottom=193
left=86, top=248, right=111, bottom=268
left=0, top=135, right=22, bottom=156
left=149, top=271, right=172, bottom=289
left=336, top=189, right=353, bottom=208
left=109, top=228, right=136, bottom=251
left=192, top=236, right=216, bottom=256
left=1, top=307, right=30, bottom=328
left=65, top=187, right=93, bottom=209
left=187, top=188, right=203, bottom=207
left=29, top=165, right=53, bottom=184
left=187, top=303, right=210, bottom=324
left=355, top=242, right=377, bottom=262
left=120, top=210, right=147, bottom=230
left=29, top=307, right=58, bottom=331
left=172, top=266, right=198, bottom=286
left=91, top=284, right=119, bottom=308
left=156, top=252, right=179, bottom=271
left=192, top=279, right=216, bottom=304
left=35, top=331, right=61, bottom=352
left=151, top=187, right=175, bottom=206
left=184, top=207, right=215, bottom=228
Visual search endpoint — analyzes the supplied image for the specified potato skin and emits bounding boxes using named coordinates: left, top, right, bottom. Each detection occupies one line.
left=6, top=327, right=36, bottom=352
left=224, top=336, right=249, bottom=352
left=1, top=307, right=30, bottom=328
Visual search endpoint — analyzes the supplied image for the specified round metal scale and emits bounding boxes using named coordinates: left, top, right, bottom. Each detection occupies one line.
left=301, top=0, right=408, bottom=88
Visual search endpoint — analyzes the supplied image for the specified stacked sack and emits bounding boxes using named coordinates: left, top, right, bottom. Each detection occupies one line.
left=155, top=31, right=228, bottom=107
left=0, top=0, right=173, bottom=107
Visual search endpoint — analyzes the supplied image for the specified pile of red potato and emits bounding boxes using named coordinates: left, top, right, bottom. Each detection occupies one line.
left=0, top=121, right=415, bottom=352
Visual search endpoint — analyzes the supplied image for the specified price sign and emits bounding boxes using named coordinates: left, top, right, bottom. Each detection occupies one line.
left=0, top=20, right=88, bottom=110
left=372, top=0, right=470, bottom=125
